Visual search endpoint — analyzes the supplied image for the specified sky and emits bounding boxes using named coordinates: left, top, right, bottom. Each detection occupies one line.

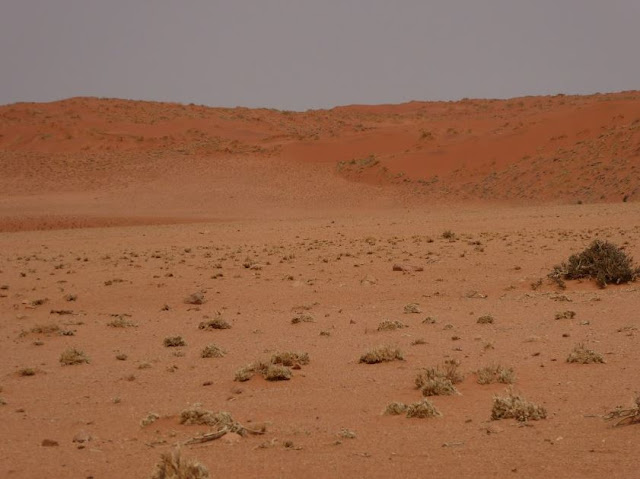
left=1, top=0, right=639, bottom=111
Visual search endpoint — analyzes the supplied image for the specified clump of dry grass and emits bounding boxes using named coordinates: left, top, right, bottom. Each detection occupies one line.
left=150, top=448, right=209, bottom=479
left=406, top=399, right=442, bottom=418
left=179, top=405, right=266, bottom=437
left=384, top=402, right=408, bottom=415
left=234, top=352, right=310, bottom=381
left=18, top=368, right=36, bottom=377
left=200, top=344, right=225, bottom=358
left=164, top=336, right=186, bottom=347
left=377, top=320, right=407, bottom=331
left=566, top=343, right=605, bottom=364
left=141, top=412, right=160, bottom=427
left=604, top=396, right=640, bottom=426
left=198, top=315, right=231, bottom=330
left=291, top=313, right=314, bottom=324
left=476, top=314, right=494, bottom=324
left=415, top=359, right=463, bottom=396
left=549, top=239, right=640, bottom=288
left=403, top=303, right=422, bottom=314
left=491, top=389, right=547, bottom=422
left=108, top=315, right=136, bottom=328
left=180, top=406, right=234, bottom=427
left=60, top=348, right=89, bottom=366
left=270, top=351, right=310, bottom=366
left=184, top=292, right=206, bottom=305
left=359, top=345, right=404, bottom=364
left=263, top=364, right=292, bottom=381
left=555, top=310, right=576, bottom=320
left=30, top=323, right=60, bottom=335
left=476, top=365, right=516, bottom=385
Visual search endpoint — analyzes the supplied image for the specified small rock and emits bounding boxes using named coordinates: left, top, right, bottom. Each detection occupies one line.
left=41, top=439, right=59, bottom=447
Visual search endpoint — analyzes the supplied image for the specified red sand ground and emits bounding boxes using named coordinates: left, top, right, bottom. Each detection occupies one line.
left=1, top=93, right=639, bottom=478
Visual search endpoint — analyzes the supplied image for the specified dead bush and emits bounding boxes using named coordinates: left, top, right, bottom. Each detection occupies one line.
left=476, top=365, right=515, bottom=385
left=406, top=399, right=442, bottom=418
left=549, top=239, right=640, bottom=288
left=415, top=359, right=463, bottom=396
left=59, top=348, right=90, bottom=366
left=491, top=389, right=546, bottom=422
left=566, top=343, right=605, bottom=364
left=200, top=344, right=225, bottom=358
left=377, top=320, right=407, bottom=331
left=605, top=396, right=640, bottom=426
left=359, top=346, right=404, bottom=364
left=150, top=448, right=209, bottom=479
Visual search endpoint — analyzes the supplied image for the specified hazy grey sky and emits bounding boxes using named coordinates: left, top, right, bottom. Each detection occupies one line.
left=2, top=1, right=639, bottom=110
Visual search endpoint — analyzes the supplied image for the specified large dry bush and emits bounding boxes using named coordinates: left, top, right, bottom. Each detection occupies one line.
left=550, top=239, right=639, bottom=288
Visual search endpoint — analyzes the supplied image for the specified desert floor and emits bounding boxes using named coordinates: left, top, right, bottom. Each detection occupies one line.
left=1, top=93, right=639, bottom=478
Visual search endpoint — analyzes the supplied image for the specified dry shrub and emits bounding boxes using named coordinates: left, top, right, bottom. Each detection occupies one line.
left=377, top=320, right=407, bottom=331
left=476, top=365, right=515, bottom=385
left=291, top=313, right=314, bottom=324
left=200, top=344, right=225, bottom=358
left=415, top=359, right=463, bottom=396
left=549, top=239, right=640, bottom=288
left=406, top=399, right=442, bottom=419
left=60, top=348, right=89, bottom=365
left=150, top=448, right=209, bottom=479
left=179, top=405, right=265, bottom=436
left=198, top=316, right=231, bottom=330
left=555, top=310, right=576, bottom=320
left=476, top=314, right=494, bottom=324
left=403, top=303, right=422, bottom=314
left=30, top=323, right=60, bottom=335
left=234, top=352, right=309, bottom=381
left=184, top=292, right=206, bottom=305
left=141, top=413, right=160, bottom=427
left=270, top=351, right=310, bottom=366
left=180, top=406, right=234, bottom=427
left=108, top=315, right=136, bottom=328
left=234, top=364, right=257, bottom=382
left=384, top=402, right=408, bottom=415
left=566, top=343, right=605, bottom=364
left=264, top=364, right=292, bottom=381
left=359, top=346, right=403, bottom=364
left=164, top=336, right=186, bottom=347
left=605, top=396, right=640, bottom=426
left=491, top=389, right=546, bottom=422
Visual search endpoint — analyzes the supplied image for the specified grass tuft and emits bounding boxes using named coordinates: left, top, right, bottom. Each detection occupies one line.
left=60, top=348, right=90, bottom=366
left=415, top=359, right=463, bottom=396
left=150, top=448, right=209, bottom=479
left=377, top=320, right=407, bottom=331
left=491, top=389, right=546, bottom=422
left=476, top=365, right=516, bottom=385
left=200, top=344, right=226, bottom=358
left=359, top=345, right=403, bottom=364
left=566, top=343, right=605, bottom=364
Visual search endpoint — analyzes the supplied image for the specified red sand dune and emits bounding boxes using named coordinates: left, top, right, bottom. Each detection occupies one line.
left=1, top=92, right=639, bottom=231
